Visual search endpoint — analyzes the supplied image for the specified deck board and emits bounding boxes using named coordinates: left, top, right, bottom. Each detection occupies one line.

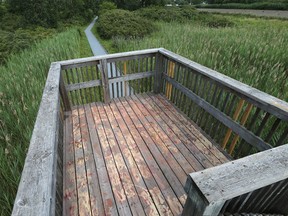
left=63, top=93, right=230, bottom=216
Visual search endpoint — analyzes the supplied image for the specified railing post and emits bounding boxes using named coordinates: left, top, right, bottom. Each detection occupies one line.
left=182, top=177, right=225, bottom=216
left=100, top=59, right=111, bottom=103
left=182, top=144, right=288, bottom=215
left=154, top=52, right=164, bottom=93
left=59, top=72, right=71, bottom=111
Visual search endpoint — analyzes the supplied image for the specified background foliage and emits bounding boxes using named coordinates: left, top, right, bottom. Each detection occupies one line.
left=97, top=9, right=154, bottom=39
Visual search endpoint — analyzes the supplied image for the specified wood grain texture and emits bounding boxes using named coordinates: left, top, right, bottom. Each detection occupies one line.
left=154, top=53, right=164, bottom=93
left=100, top=59, right=110, bottom=104
left=159, top=48, right=288, bottom=121
left=187, top=144, right=288, bottom=203
left=183, top=144, right=288, bottom=215
left=60, top=49, right=159, bottom=69
left=59, top=73, right=71, bottom=111
left=108, top=71, right=154, bottom=84
left=12, top=62, right=62, bottom=216
left=163, top=74, right=272, bottom=152
left=72, top=108, right=92, bottom=215
left=63, top=94, right=230, bottom=215
left=63, top=112, right=78, bottom=215
left=66, top=80, right=102, bottom=92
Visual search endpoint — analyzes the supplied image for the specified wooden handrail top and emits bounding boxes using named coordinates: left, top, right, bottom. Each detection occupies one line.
left=59, top=48, right=288, bottom=120
left=159, top=48, right=288, bottom=120
left=59, top=48, right=160, bottom=69
left=12, top=62, right=62, bottom=216
left=185, top=143, right=288, bottom=203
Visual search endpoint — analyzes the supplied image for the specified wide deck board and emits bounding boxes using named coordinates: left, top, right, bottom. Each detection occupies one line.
left=63, top=93, right=229, bottom=216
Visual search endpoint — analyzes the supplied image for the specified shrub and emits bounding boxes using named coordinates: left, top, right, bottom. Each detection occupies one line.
left=0, top=28, right=56, bottom=65
left=135, top=6, right=232, bottom=27
left=0, top=13, right=23, bottom=32
left=0, top=30, right=33, bottom=64
left=97, top=9, right=154, bottom=39
left=0, top=3, right=7, bottom=20
left=99, top=1, right=117, bottom=15
left=179, top=5, right=198, bottom=20
left=136, top=6, right=183, bottom=22
left=201, top=15, right=234, bottom=28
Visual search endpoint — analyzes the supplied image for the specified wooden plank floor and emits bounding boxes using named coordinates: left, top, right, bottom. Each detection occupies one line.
left=63, top=93, right=230, bottom=216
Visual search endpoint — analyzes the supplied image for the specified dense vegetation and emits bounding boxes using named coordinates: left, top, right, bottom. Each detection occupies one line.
left=0, top=28, right=92, bottom=215
left=1, top=0, right=287, bottom=214
left=0, top=1, right=95, bottom=214
left=0, top=0, right=94, bottom=64
left=97, top=9, right=154, bottom=39
left=136, top=6, right=234, bottom=26
left=96, top=8, right=288, bottom=102
left=5, top=0, right=97, bottom=27
left=96, top=6, right=234, bottom=39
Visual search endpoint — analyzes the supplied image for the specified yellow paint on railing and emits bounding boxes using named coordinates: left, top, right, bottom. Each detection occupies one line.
left=165, top=61, right=175, bottom=100
left=228, top=103, right=253, bottom=155
left=222, top=98, right=245, bottom=150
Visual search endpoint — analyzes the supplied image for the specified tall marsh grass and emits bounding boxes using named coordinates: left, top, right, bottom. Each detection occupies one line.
left=112, top=17, right=288, bottom=101
left=0, top=29, right=81, bottom=215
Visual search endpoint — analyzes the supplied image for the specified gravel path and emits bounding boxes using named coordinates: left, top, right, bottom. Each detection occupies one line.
left=197, top=8, right=288, bottom=19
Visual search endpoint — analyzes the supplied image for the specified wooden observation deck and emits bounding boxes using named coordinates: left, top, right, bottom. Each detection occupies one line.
left=12, top=49, right=288, bottom=216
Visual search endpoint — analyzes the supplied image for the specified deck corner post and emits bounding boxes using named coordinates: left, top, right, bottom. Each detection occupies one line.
left=100, top=58, right=111, bottom=103
left=59, top=71, right=71, bottom=111
left=182, top=176, right=225, bottom=216
left=154, top=52, right=164, bottom=93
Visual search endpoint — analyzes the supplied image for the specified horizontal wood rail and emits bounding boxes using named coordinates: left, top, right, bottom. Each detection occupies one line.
left=12, top=62, right=64, bottom=216
left=159, top=48, right=288, bottom=157
left=182, top=144, right=288, bottom=215
left=159, top=49, right=288, bottom=120
left=60, top=49, right=158, bottom=106
left=12, top=48, right=288, bottom=215
left=60, top=48, right=159, bottom=69
left=163, top=74, right=272, bottom=152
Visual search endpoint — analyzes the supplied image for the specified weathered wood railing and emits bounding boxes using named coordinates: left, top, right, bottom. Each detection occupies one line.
left=12, top=49, right=159, bottom=216
left=12, top=48, right=288, bottom=215
left=12, top=63, right=64, bottom=215
left=182, top=144, right=288, bottom=215
left=60, top=49, right=158, bottom=106
left=158, top=49, right=288, bottom=158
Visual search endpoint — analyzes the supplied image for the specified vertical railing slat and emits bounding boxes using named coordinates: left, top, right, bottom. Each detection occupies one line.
left=59, top=73, right=71, bottom=111
left=100, top=59, right=111, bottom=103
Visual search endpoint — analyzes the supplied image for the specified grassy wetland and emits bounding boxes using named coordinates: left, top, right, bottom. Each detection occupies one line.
left=0, top=28, right=91, bottom=215
left=1, top=2, right=288, bottom=215
left=95, top=8, right=288, bottom=157
left=100, top=12, right=288, bottom=102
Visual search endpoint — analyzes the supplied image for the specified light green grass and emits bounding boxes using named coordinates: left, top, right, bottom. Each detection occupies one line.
left=79, top=26, right=94, bottom=57
left=0, top=28, right=83, bottom=215
left=111, top=16, right=288, bottom=101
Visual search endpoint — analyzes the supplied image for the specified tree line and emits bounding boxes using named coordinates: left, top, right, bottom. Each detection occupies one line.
left=1, top=0, right=166, bottom=28
left=3, top=0, right=98, bottom=27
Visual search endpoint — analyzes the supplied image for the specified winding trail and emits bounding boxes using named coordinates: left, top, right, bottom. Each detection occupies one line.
left=84, top=17, right=108, bottom=56
left=84, top=17, right=132, bottom=98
